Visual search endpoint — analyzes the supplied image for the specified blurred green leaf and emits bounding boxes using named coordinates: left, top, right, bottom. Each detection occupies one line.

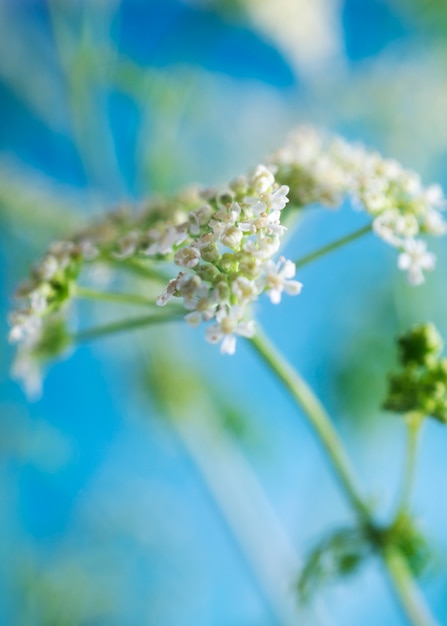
left=297, top=526, right=371, bottom=603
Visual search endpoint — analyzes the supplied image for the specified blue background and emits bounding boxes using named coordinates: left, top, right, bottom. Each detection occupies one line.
left=1, top=1, right=447, bottom=624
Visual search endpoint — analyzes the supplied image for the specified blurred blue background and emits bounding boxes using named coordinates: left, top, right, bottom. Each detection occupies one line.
left=1, top=1, right=447, bottom=625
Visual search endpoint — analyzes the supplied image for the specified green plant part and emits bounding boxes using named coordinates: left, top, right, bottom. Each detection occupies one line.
left=383, top=324, right=447, bottom=424
left=384, top=514, right=432, bottom=578
left=297, top=514, right=431, bottom=605
left=398, top=323, right=444, bottom=368
left=12, top=316, right=72, bottom=399
left=296, top=526, right=371, bottom=603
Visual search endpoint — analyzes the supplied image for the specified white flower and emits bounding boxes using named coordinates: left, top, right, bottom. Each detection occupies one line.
left=268, top=185, right=290, bottom=212
left=143, top=225, right=188, bottom=256
left=213, top=202, right=241, bottom=226
left=424, top=184, right=445, bottom=208
left=174, top=246, right=201, bottom=268
left=270, top=127, right=447, bottom=288
left=113, top=231, right=139, bottom=259
left=398, top=239, right=436, bottom=285
left=184, top=311, right=203, bottom=327
left=205, top=307, right=256, bottom=355
left=177, top=274, right=210, bottom=310
left=243, top=235, right=281, bottom=259
left=242, top=196, right=267, bottom=218
left=221, top=225, right=244, bottom=250
left=8, top=312, right=41, bottom=343
left=423, top=210, right=447, bottom=236
left=373, top=210, right=419, bottom=246
left=79, top=240, right=99, bottom=260
left=12, top=347, right=42, bottom=400
left=188, top=204, right=213, bottom=235
left=156, top=276, right=181, bottom=306
left=232, top=276, right=258, bottom=303
left=37, top=255, right=59, bottom=280
left=263, top=257, right=303, bottom=304
left=250, top=165, right=275, bottom=193
left=29, top=289, right=47, bottom=314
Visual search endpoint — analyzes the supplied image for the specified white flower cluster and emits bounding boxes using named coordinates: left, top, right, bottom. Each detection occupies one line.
left=271, top=127, right=447, bottom=284
left=8, top=166, right=301, bottom=369
left=9, top=126, right=447, bottom=396
left=155, top=165, right=302, bottom=354
left=8, top=241, right=98, bottom=396
left=9, top=240, right=98, bottom=345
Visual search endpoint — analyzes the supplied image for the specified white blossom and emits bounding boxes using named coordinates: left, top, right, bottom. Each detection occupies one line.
left=153, top=165, right=301, bottom=353
left=8, top=311, right=41, bottom=343
left=37, top=255, right=59, bottom=280
left=113, top=231, right=140, bottom=259
left=174, top=246, right=201, bottom=268
left=156, top=276, right=182, bottom=307
left=12, top=346, right=42, bottom=400
left=263, top=257, right=303, bottom=304
left=398, top=239, right=436, bottom=285
left=271, top=126, right=447, bottom=281
left=251, top=164, right=275, bottom=193
left=10, top=126, right=446, bottom=375
left=79, top=241, right=99, bottom=260
left=205, top=307, right=256, bottom=355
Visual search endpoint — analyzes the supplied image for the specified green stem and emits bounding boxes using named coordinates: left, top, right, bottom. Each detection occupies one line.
left=249, top=328, right=370, bottom=522
left=72, top=312, right=182, bottom=343
left=75, top=285, right=158, bottom=307
left=249, top=328, right=439, bottom=626
left=396, top=413, right=423, bottom=517
left=104, top=256, right=172, bottom=283
left=383, top=548, right=439, bottom=626
left=294, top=224, right=372, bottom=270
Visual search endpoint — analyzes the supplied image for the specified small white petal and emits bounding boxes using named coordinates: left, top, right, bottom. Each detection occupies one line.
left=221, top=335, right=237, bottom=355
left=185, top=311, right=202, bottom=327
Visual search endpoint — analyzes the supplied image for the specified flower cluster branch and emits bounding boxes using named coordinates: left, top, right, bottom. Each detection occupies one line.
left=8, top=127, right=447, bottom=395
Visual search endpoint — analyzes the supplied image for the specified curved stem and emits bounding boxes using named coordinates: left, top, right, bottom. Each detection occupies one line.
left=249, top=328, right=370, bottom=522
left=104, top=256, right=172, bottom=283
left=384, top=548, right=439, bottom=626
left=294, top=224, right=372, bottom=270
left=249, top=328, right=439, bottom=626
left=75, top=285, right=158, bottom=307
left=72, top=311, right=182, bottom=343
left=395, top=412, right=423, bottom=517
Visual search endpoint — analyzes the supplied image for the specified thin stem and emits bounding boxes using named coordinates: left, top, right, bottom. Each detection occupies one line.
left=383, top=548, right=440, bottom=626
left=294, top=224, right=372, bottom=270
left=249, top=328, right=370, bottom=522
left=75, top=285, right=158, bottom=307
left=72, top=312, right=182, bottom=343
left=396, top=412, right=423, bottom=517
left=249, top=328, right=439, bottom=626
left=104, top=256, right=172, bottom=283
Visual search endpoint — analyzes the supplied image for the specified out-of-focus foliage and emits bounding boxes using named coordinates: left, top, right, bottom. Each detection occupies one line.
left=297, top=526, right=371, bottom=602
left=383, top=324, right=447, bottom=424
left=392, top=0, right=447, bottom=34
left=2, top=0, right=447, bottom=625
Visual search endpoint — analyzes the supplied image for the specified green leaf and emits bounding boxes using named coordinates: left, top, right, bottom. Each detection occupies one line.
left=297, top=527, right=371, bottom=603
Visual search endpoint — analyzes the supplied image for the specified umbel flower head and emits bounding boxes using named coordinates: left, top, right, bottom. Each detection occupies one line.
left=383, top=324, right=447, bottom=424
left=7, top=126, right=447, bottom=394
left=270, top=127, right=446, bottom=285
left=154, top=165, right=302, bottom=354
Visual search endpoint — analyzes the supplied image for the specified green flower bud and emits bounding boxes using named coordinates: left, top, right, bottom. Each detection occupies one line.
left=383, top=323, right=447, bottom=424
left=398, top=323, right=443, bottom=367
left=195, top=263, right=221, bottom=283
left=219, top=253, right=239, bottom=273
left=238, top=254, right=262, bottom=279
left=214, top=280, right=230, bottom=303
left=218, top=193, right=234, bottom=207
left=200, top=244, right=220, bottom=264
left=33, top=316, right=71, bottom=361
